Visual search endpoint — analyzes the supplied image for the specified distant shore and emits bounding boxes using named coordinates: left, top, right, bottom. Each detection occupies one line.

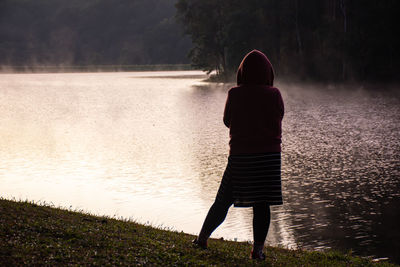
left=0, top=198, right=397, bottom=266
left=0, top=64, right=195, bottom=74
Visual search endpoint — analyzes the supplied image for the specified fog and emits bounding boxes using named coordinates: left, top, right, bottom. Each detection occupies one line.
left=0, top=0, right=191, bottom=67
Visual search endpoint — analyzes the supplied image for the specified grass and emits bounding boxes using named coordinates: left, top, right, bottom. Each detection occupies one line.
left=0, top=198, right=397, bottom=266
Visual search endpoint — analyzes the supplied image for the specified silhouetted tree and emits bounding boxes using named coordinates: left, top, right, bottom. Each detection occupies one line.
left=176, top=0, right=400, bottom=82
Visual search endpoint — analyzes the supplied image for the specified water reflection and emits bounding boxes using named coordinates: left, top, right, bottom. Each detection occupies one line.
left=0, top=72, right=399, bottom=262
left=280, top=82, right=400, bottom=261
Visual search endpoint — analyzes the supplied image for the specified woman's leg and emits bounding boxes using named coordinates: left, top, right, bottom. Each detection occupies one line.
left=252, top=202, right=271, bottom=256
left=197, top=168, right=233, bottom=243
left=197, top=200, right=232, bottom=242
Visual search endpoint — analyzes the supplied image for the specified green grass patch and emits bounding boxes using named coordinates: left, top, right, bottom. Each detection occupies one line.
left=0, top=198, right=397, bottom=266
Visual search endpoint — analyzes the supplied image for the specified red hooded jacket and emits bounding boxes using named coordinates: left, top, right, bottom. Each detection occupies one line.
left=223, top=50, right=284, bottom=155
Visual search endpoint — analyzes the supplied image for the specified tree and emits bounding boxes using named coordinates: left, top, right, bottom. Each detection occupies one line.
left=175, top=0, right=228, bottom=75
left=175, top=0, right=400, bottom=82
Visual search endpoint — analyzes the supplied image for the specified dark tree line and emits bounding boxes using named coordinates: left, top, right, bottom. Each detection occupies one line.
left=0, top=0, right=191, bottom=66
left=176, top=0, right=400, bottom=81
left=1, top=0, right=398, bottom=81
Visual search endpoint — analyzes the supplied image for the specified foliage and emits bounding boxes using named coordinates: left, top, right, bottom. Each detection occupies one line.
left=175, top=0, right=400, bottom=82
left=0, top=0, right=191, bottom=66
left=1, top=199, right=398, bottom=266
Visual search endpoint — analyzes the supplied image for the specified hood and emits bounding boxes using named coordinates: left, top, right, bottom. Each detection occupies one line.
left=236, top=50, right=274, bottom=86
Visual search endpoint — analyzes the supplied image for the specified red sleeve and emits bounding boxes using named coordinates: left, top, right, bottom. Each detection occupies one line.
left=277, top=91, right=284, bottom=120
left=223, top=93, right=231, bottom=128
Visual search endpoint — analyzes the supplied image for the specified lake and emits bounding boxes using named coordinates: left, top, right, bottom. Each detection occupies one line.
left=0, top=71, right=399, bottom=263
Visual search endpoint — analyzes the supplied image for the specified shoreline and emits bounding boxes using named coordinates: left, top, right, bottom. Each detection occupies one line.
left=0, top=64, right=195, bottom=74
left=0, top=198, right=397, bottom=266
left=1, top=67, right=398, bottom=90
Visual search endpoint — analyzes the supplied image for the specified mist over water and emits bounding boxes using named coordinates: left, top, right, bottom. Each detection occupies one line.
left=0, top=71, right=399, bottom=262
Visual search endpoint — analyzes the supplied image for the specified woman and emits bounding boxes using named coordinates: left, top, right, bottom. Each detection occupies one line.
left=193, top=50, right=284, bottom=260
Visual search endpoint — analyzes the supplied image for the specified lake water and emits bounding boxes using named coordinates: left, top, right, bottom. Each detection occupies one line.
left=0, top=71, right=399, bottom=263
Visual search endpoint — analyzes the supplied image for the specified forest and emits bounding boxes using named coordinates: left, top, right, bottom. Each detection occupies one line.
left=176, top=0, right=399, bottom=81
left=0, top=0, right=191, bottom=67
left=0, top=0, right=399, bottom=81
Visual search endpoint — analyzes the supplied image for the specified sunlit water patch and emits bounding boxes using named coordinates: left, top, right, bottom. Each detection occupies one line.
left=0, top=71, right=399, bottom=262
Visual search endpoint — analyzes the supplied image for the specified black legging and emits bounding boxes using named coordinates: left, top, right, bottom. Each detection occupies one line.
left=198, top=199, right=271, bottom=244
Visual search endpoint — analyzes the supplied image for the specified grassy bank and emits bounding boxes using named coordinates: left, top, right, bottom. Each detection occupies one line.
left=0, top=199, right=397, bottom=266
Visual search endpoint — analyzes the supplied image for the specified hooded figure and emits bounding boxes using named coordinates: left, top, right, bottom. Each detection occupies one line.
left=224, top=49, right=284, bottom=155
left=236, top=49, right=275, bottom=86
left=193, top=50, right=284, bottom=260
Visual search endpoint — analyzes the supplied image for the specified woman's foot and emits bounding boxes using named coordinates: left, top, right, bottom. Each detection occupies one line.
left=251, top=242, right=265, bottom=260
left=250, top=248, right=266, bottom=260
left=192, top=237, right=208, bottom=249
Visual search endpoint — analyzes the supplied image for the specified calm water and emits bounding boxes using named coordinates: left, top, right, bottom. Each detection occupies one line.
left=1, top=71, right=399, bottom=262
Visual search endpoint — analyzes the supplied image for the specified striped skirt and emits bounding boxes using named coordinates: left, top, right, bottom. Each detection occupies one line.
left=216, top=153, right=283, bottom=207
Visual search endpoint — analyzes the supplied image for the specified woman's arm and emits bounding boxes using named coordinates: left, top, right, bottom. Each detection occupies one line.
left=277, top=90, right=284, bottom=120
left=223, top=93, right=231, bottom=128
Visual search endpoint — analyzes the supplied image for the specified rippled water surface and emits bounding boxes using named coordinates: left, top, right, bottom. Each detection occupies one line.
left=1, top=71, right=399, bottom=262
